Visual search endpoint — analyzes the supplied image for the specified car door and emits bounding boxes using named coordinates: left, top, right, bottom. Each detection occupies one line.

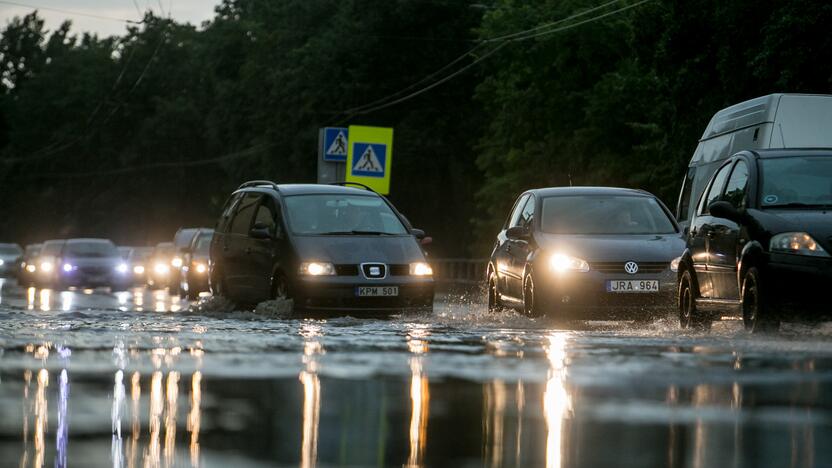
left=689, top=162, right=733, bottom=299
left=507, top=195, right=536, bottom=298
left=493, top=194, right=529, bottom=301
left=224, top=192, right=261, bottom=299
left=708, top=159, right=749, bottom=300
left=246, top=196, right=282, bottom=300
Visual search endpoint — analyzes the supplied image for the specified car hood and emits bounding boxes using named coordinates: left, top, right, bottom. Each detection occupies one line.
left=534, top=233, right=686, bottom=263
left=753, top=209, right=832, bottom=251
left=291, top=235, right=425, bottom=264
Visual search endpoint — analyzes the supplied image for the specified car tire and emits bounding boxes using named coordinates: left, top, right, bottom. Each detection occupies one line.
left=487, top=270, right=502, bottom=313
left=742, top=266, right=779, bottom=333
left=678, top=269, right=711, bottom=330
left=272, top=274, right=290, bottom=300
left=523, top=273, right=544, bottom=318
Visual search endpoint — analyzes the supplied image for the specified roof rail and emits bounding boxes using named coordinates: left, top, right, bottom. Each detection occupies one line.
left=238, top=180, right=280, bottom=191
left=329, top=181, right=377, bottom=193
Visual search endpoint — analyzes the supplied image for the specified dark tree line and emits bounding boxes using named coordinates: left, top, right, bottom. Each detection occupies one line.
left=1, top=0, right=830, bottom=256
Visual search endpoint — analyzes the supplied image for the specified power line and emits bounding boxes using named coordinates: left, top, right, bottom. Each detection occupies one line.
left=0, top=0, right=143, bottom=24
left=336, top=0, right=650, bottom=119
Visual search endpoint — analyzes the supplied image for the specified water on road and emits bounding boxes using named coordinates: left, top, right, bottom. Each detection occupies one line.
left=0, top=278, right=830, bottom=467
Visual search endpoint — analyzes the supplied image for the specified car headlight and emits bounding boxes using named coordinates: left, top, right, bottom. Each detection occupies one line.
left=154, top=263, right=170, bottom=275
left=171, top=257, right=183, bottom=268
left=299, top=262, right=335, bottom=276
left=194, top=263, right=207, bottom=274
left=549, top=253, right=590, bottom=273
left=770, top=232, right=830, bottom=257
left=26, top=264, right=37, bottom=273
left=0, top=259, right=4, bottom=266
left=409, top=262, right=433, bottom=276
left=670, top=257, right=681, bottom=272
left=40, top=261, right=54, bottom=273
left=63, top=263, right=74, bottom=272
left=116, top=263, right=129, bottom=274
left=133, top=265, right=145, bottom=275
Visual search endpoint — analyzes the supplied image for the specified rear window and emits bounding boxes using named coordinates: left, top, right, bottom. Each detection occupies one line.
left=541, top=195, right=677, bottom=235
left=64, top=241, right=118, bottom=258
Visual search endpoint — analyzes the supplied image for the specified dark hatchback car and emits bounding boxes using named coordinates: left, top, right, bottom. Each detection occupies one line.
left=57, top=239, right=131, bottom=290
left=677, top=149, right=832, bottom=332
left=18, top=243, right=42, bottom=285
left=210, top=181, right=434, bottom=313
left=488, top=187, right=685, bottom=319
left=180, top=229, right=213, bottom=300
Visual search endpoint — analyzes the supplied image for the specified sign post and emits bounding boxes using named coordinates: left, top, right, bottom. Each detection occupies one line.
left=345, top=125, right=393, bottom=194
left=317, top=127, right=349, bottom=183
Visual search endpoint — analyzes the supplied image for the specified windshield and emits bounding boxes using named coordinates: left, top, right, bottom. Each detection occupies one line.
left=541, top=195, right=677, bottom=235
left=41, top=242, right=64, bottom=256
left=0, top=245, right=21, bottom=256
left=64, top=241, right=118, bottom=258
left=760, top=156, right=832, bottom=208
left=194, top=235, right=212, bottom=255
left=284, top=194, right=408, bottom=235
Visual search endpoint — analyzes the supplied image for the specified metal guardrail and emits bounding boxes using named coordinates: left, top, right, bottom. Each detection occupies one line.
left=431, top=258, right=488, bottom=285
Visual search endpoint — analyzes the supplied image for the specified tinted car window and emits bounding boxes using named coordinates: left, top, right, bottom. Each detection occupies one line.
left=230, top=194, right=261, bottom=235
left=64, top=241, right=118, bottom=257
left=507, top=194, right=530, bottom=228
left=722, top=160, right=749, bottom=209
left=519, top=196, right=535, bottom=228
left=760, top=156, right=832, bottom=207
left=700, top=162, right=733, bottom=215
left=541, top=196, right=676, bottom=235
left=217, top=193, right=242, bottom=233
left=193, top=234, right=213, bottom=255
left=253, top=201, right=275, bottom=228
left=284, top=194, right=408, bottom=235
left=677, top=167, right=696, bottom=221
left=41, top=242, right=64, bottom=256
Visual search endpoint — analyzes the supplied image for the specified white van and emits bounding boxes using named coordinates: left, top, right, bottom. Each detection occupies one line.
left=676, top=93, right=832, bottom=225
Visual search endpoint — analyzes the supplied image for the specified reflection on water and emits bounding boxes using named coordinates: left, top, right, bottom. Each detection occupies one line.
left=543, top=333, right=571, bottom=468
left=56, top=369, right=69, bottom=468
left=187, top=372, right=202, bottom=466
left=407, top=325, right=430, bottom=468
left=34, top=368, right=49, bottom=468
left=299, top=322, right=323, bottom=468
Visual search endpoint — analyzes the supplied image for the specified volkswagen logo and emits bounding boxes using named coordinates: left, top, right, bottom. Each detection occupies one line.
left=624, top=261, right=639, bottom=275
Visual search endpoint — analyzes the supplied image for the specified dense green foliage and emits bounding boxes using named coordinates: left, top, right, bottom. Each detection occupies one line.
left=1, top=0, right=830, bottom=256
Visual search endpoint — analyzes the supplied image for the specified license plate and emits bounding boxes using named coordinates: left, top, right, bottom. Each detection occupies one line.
left=356, top=286, right=399, bottom=297
left=606, top=280, right=660, bottom=293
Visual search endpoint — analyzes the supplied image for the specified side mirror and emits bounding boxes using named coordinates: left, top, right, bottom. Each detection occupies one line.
left=250, top=222, right=273, bottom=240
left=506, top=226, right=530, bottom=241
left=411, top=228, right=426, bottom=239
left=708, top=201, right=743, bottom=223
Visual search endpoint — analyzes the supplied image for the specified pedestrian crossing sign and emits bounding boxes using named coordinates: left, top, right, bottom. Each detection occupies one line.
left=346, top=125, right=393, bottom=194
left=323, top=127, right=348, bottom=162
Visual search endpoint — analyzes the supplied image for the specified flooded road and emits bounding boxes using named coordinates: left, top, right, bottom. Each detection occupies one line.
left=0, top=278, right=830, bottom=467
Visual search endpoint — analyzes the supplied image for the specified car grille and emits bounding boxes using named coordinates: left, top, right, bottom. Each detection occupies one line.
left=590, top=262, right=668, bottom=274
left=335, top=264, right=410, bottom=276
left=80, top=266, right=109, bottom=275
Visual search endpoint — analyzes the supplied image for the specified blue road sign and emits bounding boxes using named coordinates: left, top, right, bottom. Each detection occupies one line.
left=351, top=142, right=387, bottom=178
left=323, top=127, right=349, bottom=162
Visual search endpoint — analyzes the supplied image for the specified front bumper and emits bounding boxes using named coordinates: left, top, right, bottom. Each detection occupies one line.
left=291, top=275, right=435, bottom=313
left=534, top=269, right=677, bottom=320
left=765, top=253, right=832, bottom=317
left=59, top=271, right=131, bottom=288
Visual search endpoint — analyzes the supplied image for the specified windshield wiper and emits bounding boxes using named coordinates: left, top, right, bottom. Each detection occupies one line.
left=319, top=230, right=394, bottom=236
left=766, top=202, right=832, bottom=209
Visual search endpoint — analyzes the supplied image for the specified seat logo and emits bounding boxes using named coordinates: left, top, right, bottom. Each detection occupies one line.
left=624, top=262, right=639, bottom=274
left=361, top=263, right=387, bottom=279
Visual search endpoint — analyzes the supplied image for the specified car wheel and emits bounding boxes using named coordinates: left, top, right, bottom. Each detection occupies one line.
left=272, top=274, right=290, bottom=300
left=523, top=273, right=543, bottom=317
left=742, top=267, right=779, bottom=333
left=678, top=269, right=711, bottom=330
left=487, top=270, right=502, bottom=313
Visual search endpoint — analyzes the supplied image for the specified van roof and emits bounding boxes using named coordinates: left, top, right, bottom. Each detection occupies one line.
left=700, top=93, right=832, bottom=141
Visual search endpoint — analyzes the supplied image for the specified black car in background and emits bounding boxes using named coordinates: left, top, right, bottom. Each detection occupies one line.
left=57, top=239, right=131, bottom=290
left=0, top=243, right=23, bottom=277
left=677, top=149, right=832, bottom=332
left=210, top=181, right=435, bottom=313
left=488, top=187, right=685, bottom=319
left=35, top=239, right=65, bottom=288
left=180, top=229, right=213, bottom=299
left=147, top=242, right=175, bottom=289
left=171, top=227, right=212, bottom=295
left=127, top=247, right=153, bottom=286
left=18, top=243, right=42, bottom=285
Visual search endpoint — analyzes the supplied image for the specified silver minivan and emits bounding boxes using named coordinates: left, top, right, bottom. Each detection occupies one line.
left=676, top=93, right=832, bottom=226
